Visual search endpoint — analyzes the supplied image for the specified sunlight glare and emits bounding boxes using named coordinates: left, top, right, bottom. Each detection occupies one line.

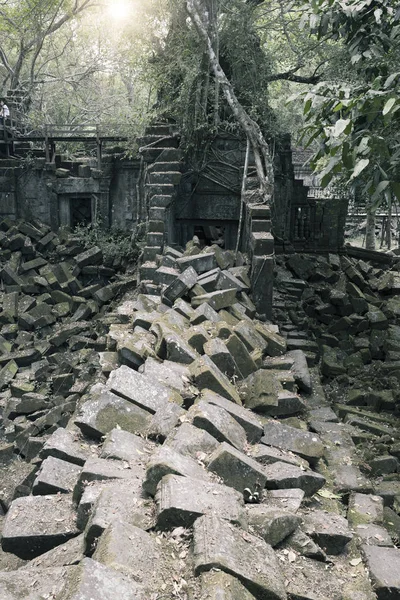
left=107, top=0, right=131, bottom=22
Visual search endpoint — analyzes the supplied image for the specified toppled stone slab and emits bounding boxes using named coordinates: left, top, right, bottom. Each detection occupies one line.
left=1, top=494, right=79, bottom=558
left=74, top=457, right=137, bottom=502
left=302, top=510, right=353, bottom=555
left=239, top=370, right=280, bottom=413
left=155, top=474, right=246, bottom=529
left=348, top=493, right=384, bottom=526
left=282, top=528, right=327, bottom=561
left=33, top=456, right=81, bottom=495
left=147, top=400, right=186, bottom=440
left=265, top=488, right=305, bottom=513
left=263, top=461, right=325, bottom=496
left=362, top=545, right=400, bottom=599
left=40, top=427, right=89, bottom=465
left=143, top=444, right=212, bottom=496
left=101, top=428, right=153, bottom=463
left=56, top=556, right=144, bottom=600
left=262, top=421, right=324, bottom=465
left=247, top=505, right=301, bottom=547
left=201, top=389, right=263, bottom=443
left=207, top=442, right=267, bottom=494
left=74, top=388, right=151, bottom=439
left=287, top=349, right=312, bottom=393
left=249, top=444, right=310, bottom=470
left=192, top=288, right=238, bottom=311
left=84, top=477, right=154, bottom=552
left=177, top=252, right=217, bottom=274
left=193, top=514, right=287, bottom=600
left=279, top=555, right=344, bottom=600
left=189, top=400, right=247, bottom=450
left=93, top=520, right=164, bottom=595
left=165, top=422, right=220, bottom=459
left=355, top=524, right=393, bottom=547
left=23, top=534, right=85, bottom=569
left=189, top=356, right=241, bottom=404
left=107, top=364, right=182, bottom=413
left=142, top=357, right=192, bottom=396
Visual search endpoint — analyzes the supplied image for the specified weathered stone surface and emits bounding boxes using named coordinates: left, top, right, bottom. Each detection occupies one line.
left=302, top=510, right=353, bottom=555
left=143, top=444, right=212, bottom=496
left=0, top=567, right=69, bottom=599
left=189, top=400, right=247, bottom=450
left=362, top=545, right=400, bottom=599
left=40, top=427, right=89, bottom=466
left=189, top=356, right=241, bottom=404
left=192, top=288, right=238, bottom=311
left=200, top=571, right=257, bottom=600
left=33, top=456, right=81, bottom=495
left=279, top=556, right=344, bottom=600
left=157, top=328, right=198, bottom=364
left=177, top=252, right=217, bottom=274
left=348, top=493, right=384, bottom=526
left=1, top=494, right=79, bottom=558
left=155, top=474, right=246, bottom=529
left=287, top=349, right=312, bottom=393
left=265, top=488, right=305, bottom=512
left=240, top=370, right=279, bottom=412
left=233, top=320, right=268, bottom=355
left=84, top=478, right=154, bottom=552
left=193, top=514, right=287, bottom=600
left=147, top=400, right=186, bottom=440
left=201, top=389, right=263, bottom=443
left=93, top=520, right=164, bottom=595
left=49, top=321, right=90, bottom=347
left=23, top=534, right=85, bottom=569
left=100, top=428, right=153, bottom=463
left=282, top=528, right=327, bottom=562
left=74, top=388, right=151, bottom=439
left=249, top=444, right=309, bottom=469
left=142, top=357, right=191, bottom=396
left=225, top=333, right=258, bottom=378
left=107, top=364, right=182, bottom=413
left=264, top=461, right=325, bottom=496
left=207, top=442, right=267, bottom=494
left=56, top=557, right=144, bottom=600
left=190, top=302, right=221, bottom=325
left=247, top=504, right=301, bottom=547
left=261, top=421, right=324, bottom=464
left=203, top=337, right=237, bottom=378
left=74, top=457, right=136, bottom=502
left=355, top=524, right=393, bottom=547
left=165, top=421, right=220, bottom=459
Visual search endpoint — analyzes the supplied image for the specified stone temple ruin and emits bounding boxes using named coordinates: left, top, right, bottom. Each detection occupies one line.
left=0, top=119, right=400, bottom=599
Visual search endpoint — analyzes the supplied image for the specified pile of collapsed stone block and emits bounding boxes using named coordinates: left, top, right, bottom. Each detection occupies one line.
left=0, top=218, right=136, bottom=458
left=1, top=235, right=400, bottom=599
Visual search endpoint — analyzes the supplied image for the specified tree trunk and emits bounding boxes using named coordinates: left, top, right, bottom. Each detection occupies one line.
left=365, top=206, right=376, bottom=251
left=386, top=189, right=392, bottom=250
left=186, top=0, right=274, bottom=201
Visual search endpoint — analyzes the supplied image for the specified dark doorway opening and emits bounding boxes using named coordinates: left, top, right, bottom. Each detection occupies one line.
left=70, top=197, right=92, bottom=228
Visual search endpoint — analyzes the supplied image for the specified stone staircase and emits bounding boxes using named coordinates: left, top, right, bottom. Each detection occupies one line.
left=138, top=122, right=183, bottom=288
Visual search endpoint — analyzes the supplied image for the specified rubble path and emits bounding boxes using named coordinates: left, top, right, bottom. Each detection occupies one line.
left=1, top=234, right=400, bottom=599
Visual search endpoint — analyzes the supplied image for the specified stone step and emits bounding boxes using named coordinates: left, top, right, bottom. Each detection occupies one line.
left=141, top=147, right=182, bottom=163
left=147, top=171, right=182, bottom=185
left=145, top=183, right=175, bottom=197
left=145, top=123, right=176, bottom=136
left=147, top=161, right=182, bottom=173
left=139, top=134, right=179, bottom=149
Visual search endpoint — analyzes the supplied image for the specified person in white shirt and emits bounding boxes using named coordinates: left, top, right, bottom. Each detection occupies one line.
left=0, top=100, right=10, bottom=125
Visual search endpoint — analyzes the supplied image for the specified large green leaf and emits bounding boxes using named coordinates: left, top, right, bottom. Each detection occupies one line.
left=350, top=158, right=370, bottom=179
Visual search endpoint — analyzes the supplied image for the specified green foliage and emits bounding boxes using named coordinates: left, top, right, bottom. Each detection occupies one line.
left=73, top=217, right=139, bottom=270
left=295, top=0, right=400, bottom=210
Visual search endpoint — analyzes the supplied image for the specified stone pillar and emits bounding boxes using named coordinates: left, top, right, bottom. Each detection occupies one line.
left=246, top=204, right=274, bottom=320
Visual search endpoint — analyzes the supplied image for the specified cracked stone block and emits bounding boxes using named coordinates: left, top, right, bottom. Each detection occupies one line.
left=207, top=442, right=267, bottom=494
left=247, top=505, right=301, bottom=547
left=193, top=514, right=287, bottom=600
left=189, top=400, right=247, bottom=450
left=233, top=320, right=268, bottom=355
left=162, top=266, right=198, bottom=305
left=32, top=456, right=82, bottom=495
left=199, top=571, right=257, bottom=600
left=225, top=333, right=258, bottom=379
left=362, top=545, right=400, bottom=599
left=49, top=321, right=90, bottom=347
left=56, top=557, right=144, bottom=600
left=0, top=359, right=18, bottom=390
left=1, top=494, right=79, bottom=559
left=156, top=328, right=198, bottom=364
left=143, top=444, right=212, bottom=496
left=100, top=428, right=153, bottom=463
left=287, top=349, right=312, bottom=394
left=201, top=389, right=263, bottom=443
left=240, top=369, right=280, bottom=412
left=84, top=478, right=154, bottom=553
left=189, top=356, right=241, bottom=404
left=76, top=484, right=105, bottom=530
left=73, top=457, right=138, bottom=503
left=74, top=246, right=103, bottom=268
left=74, top=388, right=151, bottom=440
left=249, top=444, right=310, bottom=470
left=348, top=493, right=384, bottom=526
left=107, top=364, right=182, bottom=413
left=261, top=420, right=324, bottom=465
left=184, top=325, right=210, bottom=353
left=155, top=474, right=246, bottom=529
left=0, top=567, right=69, bottom=599
left=165, top=422, right=220, bottom=459
left=264, top=461, right=325, bottom=497
left=23, top=534, right=85, bottom=569
left=302, top=510, right=353, bottom=555
left=255, top=324, right=287, bottom=356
